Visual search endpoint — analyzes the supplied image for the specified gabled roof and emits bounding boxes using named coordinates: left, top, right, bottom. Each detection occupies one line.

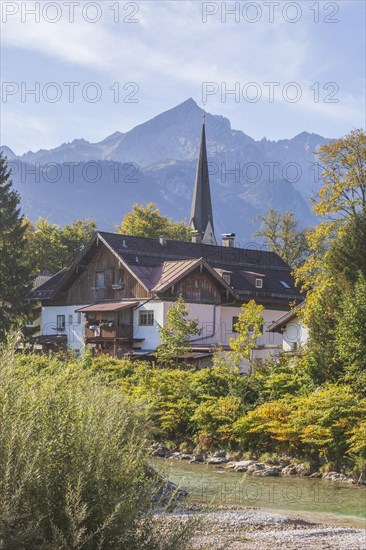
left=152, top=257, right=236, bottom=298
left=29, top=231, right=304, bottom=306
left=267, top=302, right=306, bottom=332
left=27, top=268, right=68, bottom=300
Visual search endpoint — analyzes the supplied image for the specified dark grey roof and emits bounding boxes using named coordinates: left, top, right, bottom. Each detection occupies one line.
left=29, top=232, right=303, bottom=306
left=27, top=268, right=68, bottom=300
left=99, top=232, right=303, bottom=305
left=189, top=119, right=216, bottom=241
left=32, top=273, right=53, bottom=291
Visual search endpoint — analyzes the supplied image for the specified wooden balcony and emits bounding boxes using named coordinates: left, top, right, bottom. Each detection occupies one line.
left=85, top=323, right=133, bottom=341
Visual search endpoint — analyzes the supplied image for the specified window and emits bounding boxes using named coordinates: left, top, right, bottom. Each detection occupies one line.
left=115, top=269, right=123, bottom=284
left=95, top=271, right=105, bottom=289
left=57, top=315, right=65, bottom=330
left=280, top=280, right=291, bottom=289
left=139, top=310, right=154, bottom=326
left=68, top=314, right=73, bottom=325
left=232, top=316, right=239, bottom=332
left=255, top=278, right=263, bottom=289
left=77, top=312, right=82, bottom=324
left=222, top=273, right=231, bottom=285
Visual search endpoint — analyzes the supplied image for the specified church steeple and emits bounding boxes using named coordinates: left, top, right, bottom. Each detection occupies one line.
left=189, top=114, right=217, bottom=245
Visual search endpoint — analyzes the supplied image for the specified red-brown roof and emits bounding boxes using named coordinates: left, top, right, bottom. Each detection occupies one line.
left=75, top=301, right=138, bottom=313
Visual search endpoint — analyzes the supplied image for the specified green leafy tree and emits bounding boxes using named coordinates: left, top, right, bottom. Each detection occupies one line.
left=294, top=130, right=366, bottom=382
left=229, top=300, right=264, bottom=368
left=336, top=273, right=366, bottom=395
left=116, top=202, right=191, bottom=241
left=24, top=217, right=96, bottom=273
left=254, top=209, right=309, bottom=268
left=156, top=295, right=201, bottom=367
left=0, top=154, right=33, bottom=340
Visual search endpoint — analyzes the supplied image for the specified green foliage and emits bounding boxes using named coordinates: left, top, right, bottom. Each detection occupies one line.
left=0, top=339, right=195, bottom=549
left=0, top=153, right=33, bottom=340
left=24, top=217, right=96, bottom=274
left=336, top=273, right=366, bottom=395
left=229, top=300, right=264, bottom=366
left=156, top=295, right=201, bottom=367
left=234, top=384, right=366, bottom=470
left=254, top=209, right=309, bottom=268
left=116, top=202, right=191, bottom=241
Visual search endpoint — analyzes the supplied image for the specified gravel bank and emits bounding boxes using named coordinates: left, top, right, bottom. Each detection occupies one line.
left=166, top=506, right=366, bottom=549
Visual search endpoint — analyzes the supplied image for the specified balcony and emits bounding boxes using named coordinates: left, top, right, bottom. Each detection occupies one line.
left=85, top=323, right=133, bottom=341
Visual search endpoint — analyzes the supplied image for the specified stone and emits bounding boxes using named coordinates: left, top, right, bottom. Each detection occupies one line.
left=150, top=445, right=171, bottom=458
left=253, top=466, right=281, bottom=477
left=234, top=460, right=256, bottom=472
left=189, top=453, right=206, bottom=463
left=213, top=450, right=227, bottom=458
left=179, top=453, right=193, bottom=460
left=309, top=471, right=322, bottom=478
left=247, top=462, right=266, bottom=473
left=207, top=456, right=228, bottom=465
left=322, top=472, right=348, bottom=482
left=281, top=465, right=298, bottom=476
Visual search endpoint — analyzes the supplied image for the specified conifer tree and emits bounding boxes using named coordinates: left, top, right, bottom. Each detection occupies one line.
left=0, top=153, right=33, bottom=340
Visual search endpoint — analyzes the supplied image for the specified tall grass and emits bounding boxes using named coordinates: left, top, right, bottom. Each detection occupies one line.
left=0, top=335, right=194, bottom=549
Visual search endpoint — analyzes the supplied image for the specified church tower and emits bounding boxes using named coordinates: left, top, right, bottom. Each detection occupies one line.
left=189, top=114, right=217, bottom=245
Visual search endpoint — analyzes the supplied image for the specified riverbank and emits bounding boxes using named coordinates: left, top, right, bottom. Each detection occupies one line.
left=150, top=444, right=364, bottom=484
left=163, top=505, right=366, bottom=549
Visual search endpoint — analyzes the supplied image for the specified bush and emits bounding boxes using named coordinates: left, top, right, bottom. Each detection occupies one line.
left=0, top=338, right=195, bottom=549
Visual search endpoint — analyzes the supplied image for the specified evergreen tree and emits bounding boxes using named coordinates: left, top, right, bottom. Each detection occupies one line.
left=0, top=153, right=33, bottom=340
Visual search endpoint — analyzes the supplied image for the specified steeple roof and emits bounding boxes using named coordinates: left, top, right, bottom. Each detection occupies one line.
left=189, top=115, right=217, bottom=245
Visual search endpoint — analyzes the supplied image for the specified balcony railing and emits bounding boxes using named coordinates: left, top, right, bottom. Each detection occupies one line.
left=85, top=323, right=133, bottom=340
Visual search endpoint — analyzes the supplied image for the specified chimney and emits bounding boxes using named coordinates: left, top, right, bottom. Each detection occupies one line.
left=191, top=230, right=202, bottom=244
left=159, top=235, right=167, bottom=247
left=221, top=233, right=235, bottom=247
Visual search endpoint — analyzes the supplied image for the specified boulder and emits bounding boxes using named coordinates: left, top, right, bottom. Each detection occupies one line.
left=322, top=472, right=348, bottom=482
left=234, top=460, right=256, bottom=472
left=281, top=465, right=298, bottom=476
left=207, top=456, right=228, bottom=465
left=247, top=462, right=266, bottom=473
left=213, top=450, right=227, bottom=458
left=169, top=452, right=182, bottom=459
left=189, top=453, right=206, bottom=463
left=281, top=463, right=310, bottom=476
left=309, top=471, right=322, bottom=478
left=179, top=453, right=193, bottom=460
left=253, top=466, right=281, bottom=477
left=224, top=461, right=238, bottom=470
left=150, top=445, right=171, bottom=458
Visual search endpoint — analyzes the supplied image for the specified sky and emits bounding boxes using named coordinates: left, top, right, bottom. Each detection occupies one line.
left=1, top=0, right=365, bottom=154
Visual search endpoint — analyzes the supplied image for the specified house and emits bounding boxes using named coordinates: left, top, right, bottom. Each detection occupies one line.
left=267, top=302, right=308, bottom=355
left=27, top=117, right=304, bottom=365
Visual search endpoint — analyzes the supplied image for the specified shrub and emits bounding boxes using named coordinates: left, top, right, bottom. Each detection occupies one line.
left=0, top=338, right=195, bottom=549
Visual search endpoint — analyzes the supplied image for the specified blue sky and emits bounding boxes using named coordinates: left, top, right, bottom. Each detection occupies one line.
left=1, top=0, right=365, bottom=153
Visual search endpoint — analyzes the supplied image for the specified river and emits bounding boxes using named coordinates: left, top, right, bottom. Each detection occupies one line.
left=151, top=458, right=366, bottom=521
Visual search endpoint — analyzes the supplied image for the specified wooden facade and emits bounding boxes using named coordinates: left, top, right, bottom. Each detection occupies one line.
left=162, top=267, right=231, bottom=303
left=62, top=244, right=150, bottom=305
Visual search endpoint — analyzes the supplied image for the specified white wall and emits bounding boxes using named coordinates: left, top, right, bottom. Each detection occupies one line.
left=41, top=305, right=87, bottom=352
left=41, top=301, right=292, bottom=361
left=282, top=316, right=309, bottom=352
left=132, top=301, right=165, bottom=351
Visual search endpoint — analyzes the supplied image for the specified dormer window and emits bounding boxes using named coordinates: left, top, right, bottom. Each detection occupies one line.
left=255, top=278, right=263, bottom=289
left=222, top=273, right=231, bottom=285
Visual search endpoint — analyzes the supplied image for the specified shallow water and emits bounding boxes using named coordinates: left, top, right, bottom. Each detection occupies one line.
left=151, top=458, right=366, bottom=520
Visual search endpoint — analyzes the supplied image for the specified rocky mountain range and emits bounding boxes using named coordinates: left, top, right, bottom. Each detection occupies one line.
left=1, top=98, right=329, bottom=243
